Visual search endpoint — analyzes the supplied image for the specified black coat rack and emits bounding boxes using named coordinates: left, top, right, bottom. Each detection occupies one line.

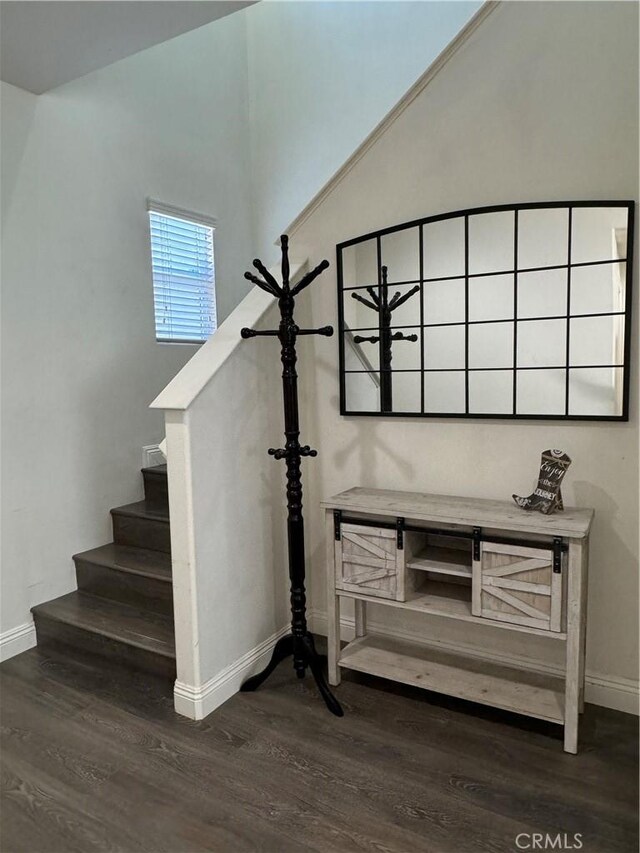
left=239, top=235, right=343, bottom=717
left=351, top=265, right=419, bottom=412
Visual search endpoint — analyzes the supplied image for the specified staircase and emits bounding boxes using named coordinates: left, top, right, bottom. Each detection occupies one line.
left=31, top=465, right=175, bottom=678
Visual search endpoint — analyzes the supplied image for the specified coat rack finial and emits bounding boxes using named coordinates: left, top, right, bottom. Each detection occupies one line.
left=280, top=235, right=290, bottom=291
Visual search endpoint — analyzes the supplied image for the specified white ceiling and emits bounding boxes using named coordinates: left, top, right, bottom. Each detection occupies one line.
left=0, top=1, right=256, bottom=94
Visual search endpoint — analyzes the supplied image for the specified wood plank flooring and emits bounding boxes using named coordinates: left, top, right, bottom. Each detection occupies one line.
left=1, top=644, right=637, bottom=853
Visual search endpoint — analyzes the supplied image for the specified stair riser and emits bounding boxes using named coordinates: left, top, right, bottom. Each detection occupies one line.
left=112, top=513, right=171, bottom=553
left=143, top=471, right=169, bottom=513
left=75, top=561, right=174, bottom=618
left=33, top=613, right=176, bottom=680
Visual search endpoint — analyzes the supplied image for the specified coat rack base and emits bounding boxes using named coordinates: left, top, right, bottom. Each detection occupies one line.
left=240, top=632, right=344, bottom=717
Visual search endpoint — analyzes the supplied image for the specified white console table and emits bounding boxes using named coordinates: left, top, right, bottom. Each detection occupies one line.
left=322, top=488, right=593, bottom=753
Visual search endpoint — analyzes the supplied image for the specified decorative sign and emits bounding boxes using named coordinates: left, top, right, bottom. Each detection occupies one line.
left=513, top=449, right=572, bottom=515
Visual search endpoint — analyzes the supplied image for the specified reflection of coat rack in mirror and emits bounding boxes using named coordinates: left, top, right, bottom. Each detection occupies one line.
left=612, top=227, right=627, bottom=413
left=351, top=265, right=419, bottom=412
left=344, top=325, right=381, bottom=383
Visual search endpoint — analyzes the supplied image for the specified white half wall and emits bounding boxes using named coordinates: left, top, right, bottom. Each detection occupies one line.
left=152, top=265, right=312, bottom=719
left=0, top=12, right=253, bottom=643
left=289, top=1, right=639, bottom=710
left=246, top=0, right=482, bottom=264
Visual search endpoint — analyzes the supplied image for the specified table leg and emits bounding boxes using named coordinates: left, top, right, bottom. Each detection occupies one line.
left=326, top=510, right=341, bottom=686
left=354, top=599, right=367, bottom=638
left=578, top=538, right=589, bottom=713
left=564, top=540, right=585, bottom=753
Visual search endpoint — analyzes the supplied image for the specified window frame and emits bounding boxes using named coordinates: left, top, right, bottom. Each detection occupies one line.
left=147, top=199, right=218, bottom=346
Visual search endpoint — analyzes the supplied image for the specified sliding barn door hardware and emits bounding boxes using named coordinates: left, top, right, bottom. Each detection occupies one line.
left=334, top=510, right=342, bottom=542
left=396, top=517, right=405, bottom=550
left=553, top=537, right=564, bottom=573
left=472, top=527, right=482, bottom=561
left=336, top=514, right=569, bottom=557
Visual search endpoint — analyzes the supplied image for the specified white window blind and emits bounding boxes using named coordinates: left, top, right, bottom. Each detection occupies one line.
left=149, top=207, right=217, bottom=343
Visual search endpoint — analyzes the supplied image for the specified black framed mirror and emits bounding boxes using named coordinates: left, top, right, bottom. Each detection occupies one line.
left=337, top=201, right=634, bottom=420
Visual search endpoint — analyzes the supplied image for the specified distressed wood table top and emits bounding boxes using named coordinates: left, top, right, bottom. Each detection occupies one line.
left=322, top=487, right=594, bottom=539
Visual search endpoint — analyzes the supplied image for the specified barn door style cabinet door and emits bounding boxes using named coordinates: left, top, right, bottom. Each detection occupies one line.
left=472, top=542, right=563, bottom=633
left=322, top=488, right=593, bottom=753
left=336, top=523, right=405, bottom=600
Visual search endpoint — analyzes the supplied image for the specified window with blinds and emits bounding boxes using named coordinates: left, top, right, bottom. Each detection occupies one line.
left=149, top=206, right=217, bottom=344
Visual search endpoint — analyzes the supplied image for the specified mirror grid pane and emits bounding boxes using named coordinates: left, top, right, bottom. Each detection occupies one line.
left=337, top=202, right=633, bottom=419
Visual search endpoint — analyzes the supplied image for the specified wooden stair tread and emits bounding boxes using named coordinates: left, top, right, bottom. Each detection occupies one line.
left=32, top=592, right=175, bottom=659
left=141, top=464, right=167, bottom=477
left=111, top=501, right=169, bottom=523
left=34, top=463, right=173, bottom=679
left=73, top=543, right=172, bottom=582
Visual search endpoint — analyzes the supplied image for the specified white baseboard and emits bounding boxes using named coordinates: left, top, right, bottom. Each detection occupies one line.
left=0, top=621, right=37, bottom=663
left=308, top=609, right=639, bottom=717
left=584, top=673, right=640, bottom=716
left=174, top=624, right=290, bottom=720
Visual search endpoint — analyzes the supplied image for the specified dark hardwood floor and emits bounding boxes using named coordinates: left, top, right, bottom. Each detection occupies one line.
left=1, top=644, right=637, bottom=853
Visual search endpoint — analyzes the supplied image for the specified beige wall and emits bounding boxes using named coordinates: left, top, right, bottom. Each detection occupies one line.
left=291, top=1, right=639, bottom=705
left=246, top=0, right=482, bottom=264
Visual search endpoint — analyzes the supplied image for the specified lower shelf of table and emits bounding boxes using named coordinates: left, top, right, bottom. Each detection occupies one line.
left=337, top=584, right=567, bottom=640
left=338, top=634, right=566, bottom=725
